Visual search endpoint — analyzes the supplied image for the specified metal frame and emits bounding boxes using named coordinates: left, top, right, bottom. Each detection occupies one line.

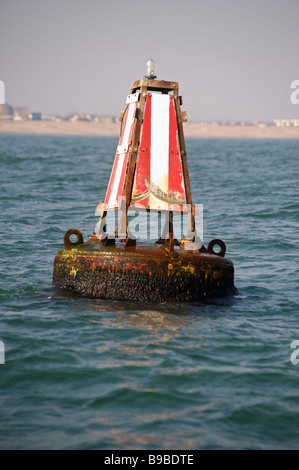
left=100, top=78, right=196, bottom=247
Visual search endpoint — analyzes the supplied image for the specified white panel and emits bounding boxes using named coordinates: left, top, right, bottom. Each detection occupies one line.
left=126, top=92, right=139, bottom=104
left=150, top=93, right=169, bottom=192
left=117, top=144, right=128, bottom=154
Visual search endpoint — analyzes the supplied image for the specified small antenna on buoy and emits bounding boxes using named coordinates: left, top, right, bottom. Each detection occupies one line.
left=145, top=58, right=157, bottom=79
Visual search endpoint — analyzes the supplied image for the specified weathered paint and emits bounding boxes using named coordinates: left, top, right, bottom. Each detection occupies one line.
left=98, top=97, right=138, bottom=212
left=96, top=91, right=188, bottom=215
left=131, top=93, right=186, bottom=212
left=53, top=242, right=236, bottom=302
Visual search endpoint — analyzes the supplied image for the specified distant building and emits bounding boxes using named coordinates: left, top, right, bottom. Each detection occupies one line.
left=96, top=115, right=117, bottom=123
left=0, top=103, right=13, bottom=119
left=42, top=114, right=61, bottom=121
left=13, top=106, right=28, bottom=120
left=63, top=113, right=117, bottom=123
left=31, top=112, right=42, bottom=120
left=274, top=119, right=299, bottom=127
left=63, top=113, right=81, bottom=122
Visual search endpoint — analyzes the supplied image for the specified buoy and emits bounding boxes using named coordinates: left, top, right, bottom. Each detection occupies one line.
left=53, top=60, right=236, bottom=301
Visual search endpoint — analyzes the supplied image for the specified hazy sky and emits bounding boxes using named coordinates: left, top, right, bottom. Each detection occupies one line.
left=0, top=0, right=298, bottom=121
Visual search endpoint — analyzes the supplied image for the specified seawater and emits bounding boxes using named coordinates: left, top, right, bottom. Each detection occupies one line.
left=0, top=134, right=298, bottom=450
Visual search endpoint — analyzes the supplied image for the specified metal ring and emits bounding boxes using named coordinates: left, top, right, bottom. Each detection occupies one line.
left=64, top=229, right=84, bottom=249
left=207, top=239, right=226, bottom=257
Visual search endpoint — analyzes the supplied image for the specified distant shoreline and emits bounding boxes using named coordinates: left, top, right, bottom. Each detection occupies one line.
left=1, top=120, right=299, bottom=139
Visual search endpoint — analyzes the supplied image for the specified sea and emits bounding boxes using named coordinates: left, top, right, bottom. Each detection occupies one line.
left=0, top=134, right=298, bottom=450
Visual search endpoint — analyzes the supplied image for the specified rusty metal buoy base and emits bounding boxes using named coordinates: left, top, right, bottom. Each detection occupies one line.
left=53, top=234, right=236, bottom=302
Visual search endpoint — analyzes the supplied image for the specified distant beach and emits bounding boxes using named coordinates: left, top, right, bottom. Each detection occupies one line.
left=1, top=119, right=299, bottom=139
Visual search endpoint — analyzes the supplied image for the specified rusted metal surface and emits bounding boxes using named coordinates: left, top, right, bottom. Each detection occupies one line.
left=207, top=239, right=226, bottom=258
left=130, top=79, right=179, bottom=94
left=172, top=87, right=195, bottom=236
left=123, top=85, right=147, bottom=215
left=64, top=228, right=84, bottom=250
left=53, top=240, right=236, bottom=302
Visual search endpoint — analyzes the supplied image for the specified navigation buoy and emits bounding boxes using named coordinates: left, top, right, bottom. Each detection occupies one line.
left=53, top=61, right=236, bottom=301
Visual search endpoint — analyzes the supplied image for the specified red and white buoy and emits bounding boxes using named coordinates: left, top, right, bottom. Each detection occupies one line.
left=53, top=60, right=236, bottom=301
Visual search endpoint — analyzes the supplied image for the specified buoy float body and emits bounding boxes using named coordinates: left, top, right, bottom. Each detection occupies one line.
left=53, top=238, right=235, bottom=302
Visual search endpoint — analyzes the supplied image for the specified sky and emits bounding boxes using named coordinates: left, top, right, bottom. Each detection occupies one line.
left=0, top=0, right=298, bottom=121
